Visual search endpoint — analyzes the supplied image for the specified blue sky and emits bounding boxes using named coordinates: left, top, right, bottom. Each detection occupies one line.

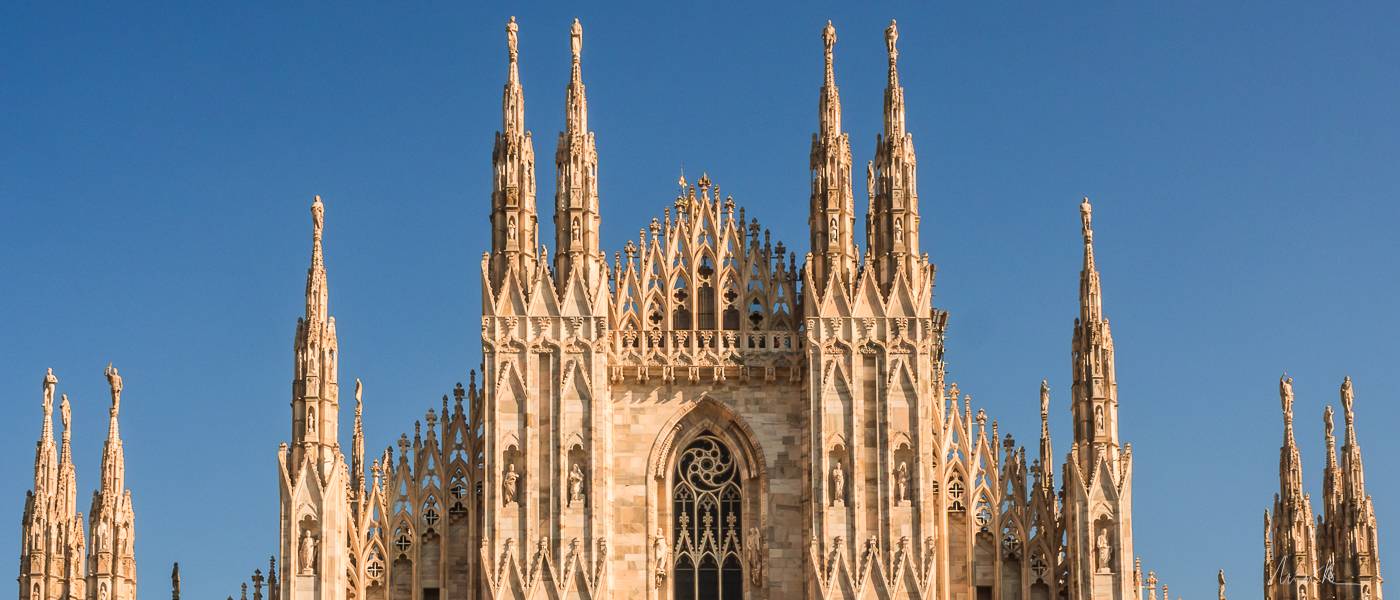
left=3, top=2, right=1398, bottom=598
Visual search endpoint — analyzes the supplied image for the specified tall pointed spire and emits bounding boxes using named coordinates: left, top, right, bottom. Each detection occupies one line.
left=351, top=378, right=366, bottom=503
left=291, top=195, right=341, bottom=473
left=490, top=16, right=540, bottom=288
left=1328, top=376, right=1385, bottom=595
left=869, top=19, right=922, bottom=291
left=807, top=20, right=857, bottom=293
left=89, top=363, right=137, bottom=600
left=280, top=196, right=351, bottom=600
left=21, top=369, right=67, bottom=600
left=553, top=17, right=603, bottom=288
left=1037, top=379, right=1054, bottom=490
left=1265, top=374, right=1320, bottom=600
left=1070, top=197, right=1119, bottom=473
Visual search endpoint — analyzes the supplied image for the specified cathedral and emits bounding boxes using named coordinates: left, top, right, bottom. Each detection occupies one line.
left=17, top=18, right=1386, bottom=600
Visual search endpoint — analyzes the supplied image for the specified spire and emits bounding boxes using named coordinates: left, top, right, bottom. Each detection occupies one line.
left=1339, top=376, right=1369, bottom=503
left=90, top=363, right=137, bottom=600
left=553, top=17, right=603, bottom=287
left=291, top=195, right=341, bottom=474
left=1070, top=198, right=1120, bottom=475
left=1278, top=374, right=1303, bottom=499
left=808, top=20, right=856, bottom=293
left=1037, top=379, right=1055, bottom=489
left=1079, top=197, right=1103, bottom=323
left=34, top=368, right=59, bottom=500
left=883, top=19, right=904, bottom=137
left=351, top=378, right=366, bottom=501
left=491, top=16, right=540, bottom=287
left=869, top=19, right=921, bottom=291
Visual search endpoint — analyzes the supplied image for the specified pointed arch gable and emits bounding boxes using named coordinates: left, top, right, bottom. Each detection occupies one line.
left=647, top=394, right=766, bottom=483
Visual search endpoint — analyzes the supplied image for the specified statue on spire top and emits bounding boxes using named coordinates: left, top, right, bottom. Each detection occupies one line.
left=43, top=367, right=57, bottom=409
left=1340, top=375, right=1354, bottom=417
left=885, top=19, right=898, bottom=65
left=355, top=378, right=364, bottom=416
left=1279, top=374, right=1294, bottom=426
left=311, top=195, right=325, bottom=236
left=570, top=18, right=583, bottom=61
left=1080, top=196, right=1093, bottom=240
left=823, top=20, right=836, bottom=62
left=1039, top=379, right=1050, bottom=423
left=506, top=16, right=519, bottom=60
left=106, top=362, right=123, bottom=414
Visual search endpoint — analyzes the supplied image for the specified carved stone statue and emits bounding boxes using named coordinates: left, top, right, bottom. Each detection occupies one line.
left=1324, top=405, right=1335, bottom=440
left=894, top=218, right=904, bottom=243
left=502, top=463, right=520, bottom=504
left=1218, top=569, right=1227, bottom=600
left=1096, top=529, right=1112, bottom=572
left=117, top=523, right=127, bottom=552
left=1280, top=374, right=1294, bottom=423
left=653, top=527, right=668, bottom=589
left=1341, top=375, right=1355, bottom=418
left=1080, top=196, right=1094, bottom=238
left=570, top=18, right=582, bottom=59
left=1040, top=379, right=1050, bottom=423
left=745, top=526, right=766, bottom=586
left=299, top=529, right=317, bottom=575
left=354, top=378, right=363, bottom=410
left=306, top=406, right=317, bottom=433
left=866, top=161, right=875, bottom=200
left=823, top=21, right=836, bottom=66
left=95, top=518, right=109, bottom=551
left=506, top=16, right=518, bottom=60
left=104, top=363, right=123, bottom=415
left=43, top=367, right=57, bottom=409
left=1095, top=405, right=1105, bottom=432
left=60, top=394, right=71, bottom=432
left=830, top=461, right=845, bottom=506
left=894, top=461, right=909, bottom=505
left=884, top=19, right=899, bottom=64
left=568, top=463, right=585, bottom=506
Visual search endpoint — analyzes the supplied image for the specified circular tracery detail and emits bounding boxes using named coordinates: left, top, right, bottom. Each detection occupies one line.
left=672, top=433, right=744, bottom=599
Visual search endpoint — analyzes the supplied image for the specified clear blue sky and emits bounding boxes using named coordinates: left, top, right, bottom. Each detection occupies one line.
left=3, top=2, right=1398, bottom=598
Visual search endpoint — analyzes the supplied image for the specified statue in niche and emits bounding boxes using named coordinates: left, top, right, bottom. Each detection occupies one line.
left=1096, top=529, right=1112, bottom=572
left=894, top=217, right=904, bottom=243
left=99, top=583, right=109, bottom=600
left=571, top=217, right=580, bottom=242
left=502, top=463, right=520, bottom=505
left=745, top=527, right=766, bottom=586
left=43, top=367, right=57, bottom=409
left=894, top=461, right=909, bottom=505
left=1095, top=405, right=1105, bottom=433
left=652, top=527, right=668, bottom=589
left=95, top=518, right=109, bottom=551
left=507, top=216, right=517, bottom=240
left=568, top=463, right=586, bottom=506
left=830, top=461, right=845, bottom=507
left=306, top=406, right=316, bottom=433
left=104, top=363, right=123, bottom=414
left=299, top=529, right=317, bottom=575
left=116, top=523, right=127, bottom=552
left=31, top=528, right=41, bottom=551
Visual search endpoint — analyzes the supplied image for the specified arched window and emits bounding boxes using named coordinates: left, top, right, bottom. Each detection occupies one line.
left=672, top=434, right=744, bottom=599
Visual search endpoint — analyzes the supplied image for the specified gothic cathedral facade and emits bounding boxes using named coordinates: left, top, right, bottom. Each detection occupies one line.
left=17, top=17, right=1387, bottom=600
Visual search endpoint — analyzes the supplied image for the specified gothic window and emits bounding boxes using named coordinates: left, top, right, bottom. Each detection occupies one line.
left=672, top=434, right=744, bottom=600
left=366, top=555, right=385, bottom=580
left=947, top=477, right=965, bottom=512
left=394, top=533, right=412, bottom=554
left=1030, top=553, right=1048, bottom=582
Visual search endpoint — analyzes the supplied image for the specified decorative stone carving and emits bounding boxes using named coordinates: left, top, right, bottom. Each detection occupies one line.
left=830, top=461, right=845, bottom=507
left=894, top=461, right=909, bottom=505
left=568, top=462, right=585, bottom=506
left=502, top=463, right=520, bottom=505
left=299, top=528, right=317, bottom=575
left=1096, top=529, right=1111, bottom=572
left=104, top=363, right=123, bottom=414
left=652, top=527, right=668, bottom=589
left=745, top=526, right=766, bottom=586
left=43, top=367, right=57, bottom=408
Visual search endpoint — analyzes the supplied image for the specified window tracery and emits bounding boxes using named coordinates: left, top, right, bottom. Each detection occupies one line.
left=672, top=434, right=745, bottom=599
